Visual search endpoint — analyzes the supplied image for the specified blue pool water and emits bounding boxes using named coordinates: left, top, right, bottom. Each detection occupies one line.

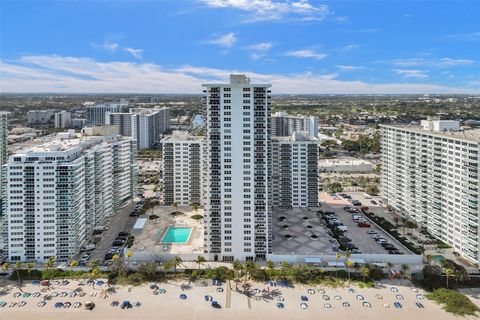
left=161, top=227, right=192, bottom=243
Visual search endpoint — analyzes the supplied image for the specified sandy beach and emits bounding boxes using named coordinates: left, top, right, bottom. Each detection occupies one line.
left=0, top=279, right=472, bottom=320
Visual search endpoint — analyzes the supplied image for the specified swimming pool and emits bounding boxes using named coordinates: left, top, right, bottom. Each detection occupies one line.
left=161, top=227, right=192, bottom=244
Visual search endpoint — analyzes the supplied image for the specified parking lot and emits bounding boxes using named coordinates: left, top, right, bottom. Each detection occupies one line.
left=319, top=192, right=410, bottom=255
left=75, top=201, right=139, bottom=265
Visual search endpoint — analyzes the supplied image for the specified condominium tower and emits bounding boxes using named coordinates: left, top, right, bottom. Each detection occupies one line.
left=272, top=132, right=319, bottom=208
left=0, top=112, right=8, bottom=202
left=161, top=131, right=203, bottom=206
left=380, top=119, right=480, bottom=264
left=271, top=112, right=318, bottom=137
left=54, top=111, right=72, bottom=129
left=4, top=130, right=137, bottom=262
left=106, top=107, right=170, bottom=149
left=202, top=74, right=271, bottom=262
left=85, top=102, right=128, bottom=126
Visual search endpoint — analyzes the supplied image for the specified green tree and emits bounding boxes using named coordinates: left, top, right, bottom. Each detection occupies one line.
left=14, top=262, right=23, bottom=287
left=171, top=202, right=178, bottom=214
left=232, top=260, right=244, bottom=280
left=26, top=262, right=35, bottom=281
left=191, top=203, right=199, bottom=215
left=400, top=264, right=410, bottom=280
left=90, top=267, right=100, bottom=289
left=444, top=268, right=455, bottom=289
left=360, top=266, right=370, bottom=282
left=195, top=255, right=206, bottom=270
left=172, top=256, right=183, bottom=273
left=69, top=260, right=78, bottom=274
left=326, top=182, right=343, bottom=194
left=266, top=260, right=275, bottom=271
left=344, top=251, right=352, bottom=280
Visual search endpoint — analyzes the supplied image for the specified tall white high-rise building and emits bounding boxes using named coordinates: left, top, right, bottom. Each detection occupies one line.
left=271, top=112, right=318, bottom=137
left=272, top=132, right=319, bottom=208
left=54, top=111, right=72, bottom=129
left=202, top=74, right=271, bottom=262
left=161, top=131, right=203, bottom=206
left=4, top=130, right=137, bottom=263
left=85, top=102, right=128, bottom=126
left=380, top=119, right=480, bottom=264
left=0, top=112, right=9, bottom=202
left=106, top=107, right=170, bottom=149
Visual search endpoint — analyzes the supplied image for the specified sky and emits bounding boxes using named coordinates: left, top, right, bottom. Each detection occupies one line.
left=0, top=0, right=479, bottom=94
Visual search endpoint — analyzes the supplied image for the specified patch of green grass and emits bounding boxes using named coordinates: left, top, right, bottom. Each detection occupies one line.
left=191, top=214, right=204, bottom=220
left=426, top=288, right=479, bottom=316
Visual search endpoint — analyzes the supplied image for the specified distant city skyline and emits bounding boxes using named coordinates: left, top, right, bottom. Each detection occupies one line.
left=0, top=0, right=479, bottom=94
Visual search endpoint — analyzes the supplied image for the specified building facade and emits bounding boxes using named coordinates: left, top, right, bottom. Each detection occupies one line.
left=272, top=132, right=319, bottom=208
left=54, top=111, right=72, bottom=129
left=85, top=102, right=128, bottom=126
left=271, top=112, right=318, bottom=137
left=380, top=119, right=480, bottom=264
left=27, top=110, right=57, bottom=125
left=161, top=131, right=203, bottom=206
left=0, top=112, right=8, bottom=202
left=3, top=130, right=137, bottom=263
left=106, top=107, right=170, bottom=149
left=202, top=74, right=271, bottom=262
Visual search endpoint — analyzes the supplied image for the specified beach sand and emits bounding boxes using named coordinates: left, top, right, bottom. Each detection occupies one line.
left=0, top=279, right=471, bottom=320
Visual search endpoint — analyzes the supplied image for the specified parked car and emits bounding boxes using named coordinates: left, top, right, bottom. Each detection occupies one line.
left=370, top=200, right=377, bottom=205
left=357, top=222, right=371, bottom=228
left=80, top=244, right=96, bottom=252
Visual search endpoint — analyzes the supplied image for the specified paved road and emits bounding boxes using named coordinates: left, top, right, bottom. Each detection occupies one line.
left=88, top=202, right=137, bottom=263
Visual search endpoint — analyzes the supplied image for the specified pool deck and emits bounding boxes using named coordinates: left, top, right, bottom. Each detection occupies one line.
left=130, top=206, right=204, bottom=259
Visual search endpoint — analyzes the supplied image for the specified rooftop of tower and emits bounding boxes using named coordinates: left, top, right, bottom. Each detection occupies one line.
left=202, top=74, right=271, bottom=87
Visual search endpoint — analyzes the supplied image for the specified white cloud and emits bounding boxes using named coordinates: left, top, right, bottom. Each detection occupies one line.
left=393, top=69, right=429, bottom=79
left=91, top=41, right=119, bottom=52
left=336, top=65, right=366, bottom=71
left=250, top=53, right=266, bottom=61
left=201, top=0, right=330, bottom=22
left=443, top=32, right=480, bottom=42
left=123, top=48, right=144, bottom=59
left=284, top=49, right=327, bottom=60
left=392, top=57, right=475, bottom=67
left=247, top=42, right=273, bottom=51
left=0, top=55, right=478, bottom=94
left=206, top=32, right=237, bottom=47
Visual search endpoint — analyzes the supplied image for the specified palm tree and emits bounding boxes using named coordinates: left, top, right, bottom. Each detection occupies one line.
left=44, top=256, right=56, bottom=282
left=386, top=262, right=394, bottom=278
left=26, top=262, right=35, bottom=281
left=444, top=268, right=454, bottom=289
left=243, top=261, right=257, bottom=286
left=172, top=256, right=183, bottom=273
left=266, top=260, right=275, bottom=271
left=399, top=264, right=410, bottom=281
left=90, top=267, right=100, bottom=290
left=195, top=255, right=206, bottom=270
left=2, top=263, right=10, bottom=288
left=191, top=203, right=199, bottom=215
left=360, top=266, right=370, bottom=282
left=232, top=260, right=244, bottom=280
left=126, top=249, right=133, bottom=267
left=69, top=260, right=78, bottom=275
left=171, top=202, right=178, bottom=214
left=344, top=251, right=352, bottom=280
left=14, top=262, right=23, bottom=288
left=335, top=253, right=341, bottom=278
left=162, top=261, right=172, bottom=279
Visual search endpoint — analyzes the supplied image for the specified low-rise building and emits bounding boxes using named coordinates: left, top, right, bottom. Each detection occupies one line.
left=319, top=158, right=374, bottom=173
